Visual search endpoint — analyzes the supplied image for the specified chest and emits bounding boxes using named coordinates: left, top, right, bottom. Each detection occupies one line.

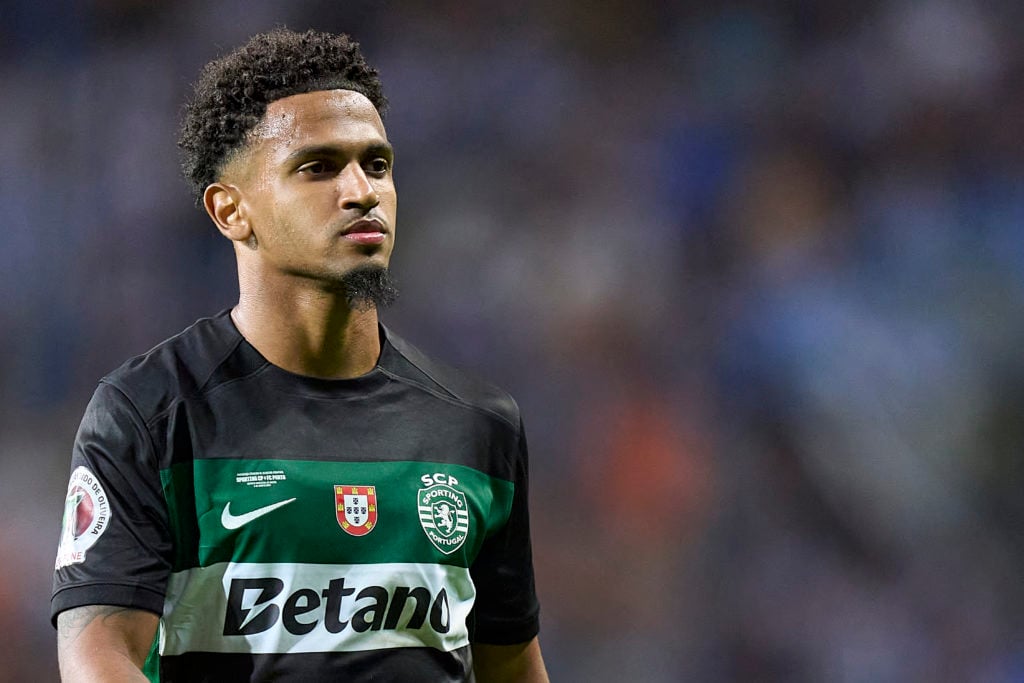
left=159, top=456, right=513, bottom=579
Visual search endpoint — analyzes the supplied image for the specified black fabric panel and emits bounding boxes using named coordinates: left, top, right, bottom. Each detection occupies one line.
left=161, top=645, right=475, bottom=682
left=381, top=326, right=520, bottom=431
left=468, top=418, right=540, bottom=644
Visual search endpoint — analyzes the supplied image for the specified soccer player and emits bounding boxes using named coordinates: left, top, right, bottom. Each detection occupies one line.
left=51, top=29, right=548, bottom=682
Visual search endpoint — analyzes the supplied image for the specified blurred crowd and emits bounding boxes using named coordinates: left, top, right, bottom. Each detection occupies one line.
left=3, top=1, right=1024, bottom=680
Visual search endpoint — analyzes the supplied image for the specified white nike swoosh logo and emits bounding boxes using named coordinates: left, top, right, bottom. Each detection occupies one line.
left=221, top=498, right=297, bottom=530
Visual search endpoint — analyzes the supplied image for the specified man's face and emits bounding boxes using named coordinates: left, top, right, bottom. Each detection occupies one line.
left=226, top=89, right=396, bottom=286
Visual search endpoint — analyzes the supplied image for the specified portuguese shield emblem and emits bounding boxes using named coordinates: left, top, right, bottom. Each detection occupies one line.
left=417, top=482, right=469, bottom=554
left=335, top=485, right=377, bottom=536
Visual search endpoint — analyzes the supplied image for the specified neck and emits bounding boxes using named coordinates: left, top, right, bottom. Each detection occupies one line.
left=232, top=283, right=382, bottom=380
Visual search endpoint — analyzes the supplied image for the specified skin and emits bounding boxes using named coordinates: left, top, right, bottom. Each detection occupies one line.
left=58, top=89, right=549, bottom=682
left=57, top=606, right=157, bottom=681
left=207, top=89, right=398, bottom=379
left=474, top=639, right=550, bottom=682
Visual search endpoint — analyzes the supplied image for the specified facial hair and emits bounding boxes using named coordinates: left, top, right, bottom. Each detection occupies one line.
left=338, top=265, right=399, bottom=311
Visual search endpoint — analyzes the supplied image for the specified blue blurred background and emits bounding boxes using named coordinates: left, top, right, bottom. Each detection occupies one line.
left=3, top=1, right=1024, bottom=680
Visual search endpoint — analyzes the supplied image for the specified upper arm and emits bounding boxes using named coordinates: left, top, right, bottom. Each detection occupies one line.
left=472, top=637, right=549, bottom=683
left=57, top=605, right=158, bottom=682
left=51, top=383, right=172, bottom=624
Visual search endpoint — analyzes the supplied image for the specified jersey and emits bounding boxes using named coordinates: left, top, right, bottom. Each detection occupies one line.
left=51, top=310, right=539, bottom=682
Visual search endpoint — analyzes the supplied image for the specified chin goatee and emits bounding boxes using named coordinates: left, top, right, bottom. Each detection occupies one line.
left=339, top=265, right=399, bottom=311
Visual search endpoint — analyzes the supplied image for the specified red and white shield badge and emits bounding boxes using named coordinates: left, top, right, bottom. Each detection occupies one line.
left=335, top=485, right=377, bottom=536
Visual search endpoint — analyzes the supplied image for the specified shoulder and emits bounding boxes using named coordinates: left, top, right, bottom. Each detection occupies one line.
left=380, top=326, right=522, bottom=433
left=99, top=310, right=244, bottom=423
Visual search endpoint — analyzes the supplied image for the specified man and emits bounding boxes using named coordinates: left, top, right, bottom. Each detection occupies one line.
left=52, top=29, right=548, bottom=682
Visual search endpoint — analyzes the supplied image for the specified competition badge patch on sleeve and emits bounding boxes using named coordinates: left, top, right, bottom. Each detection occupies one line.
left=55, top=466, right=112, bottom=569
left=335, top=485, right=377, bottom=536
left=418, top=473, right=469, bottom=555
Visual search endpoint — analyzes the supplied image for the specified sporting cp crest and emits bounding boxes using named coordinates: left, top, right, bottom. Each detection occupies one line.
left=417, top=479, right=469, bottom=555
left=335, top=485, right=377, bottom=536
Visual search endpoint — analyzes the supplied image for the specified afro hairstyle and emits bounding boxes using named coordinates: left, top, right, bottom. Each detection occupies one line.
left=179, top=28, right=387, bottom=205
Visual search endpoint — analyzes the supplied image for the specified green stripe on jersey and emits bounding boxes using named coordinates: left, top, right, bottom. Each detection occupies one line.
left=159, top=459, right=515, bottom=571
left=160, top=561, right=473, bottom=655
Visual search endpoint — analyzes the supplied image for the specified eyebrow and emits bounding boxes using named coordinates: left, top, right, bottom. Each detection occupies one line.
left=283, top=142, right=394, bottom=165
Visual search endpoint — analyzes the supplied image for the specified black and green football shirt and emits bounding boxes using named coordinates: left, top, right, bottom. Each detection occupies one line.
left=51, top=310, right=539, bottom=682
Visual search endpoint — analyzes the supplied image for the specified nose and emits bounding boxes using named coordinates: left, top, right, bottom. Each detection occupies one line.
left=339, top=162, right=379, bottom=211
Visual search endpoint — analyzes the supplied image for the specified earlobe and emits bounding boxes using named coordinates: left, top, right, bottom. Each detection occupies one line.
left=203, top=183, right=253, bottom=243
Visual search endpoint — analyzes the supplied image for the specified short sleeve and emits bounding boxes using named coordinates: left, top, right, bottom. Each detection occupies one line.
left=51, top=381, right=172, bottom=626
left=468, top=418, right=540, bottom=644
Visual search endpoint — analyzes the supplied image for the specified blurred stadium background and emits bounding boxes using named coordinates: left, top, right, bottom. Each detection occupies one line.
left=3, top=1, right=1024, bottom=680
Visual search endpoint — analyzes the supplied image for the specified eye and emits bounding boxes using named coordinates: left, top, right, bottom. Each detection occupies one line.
left=297, top=160, right=333, bottom=176
left=366, top=158, right=390, bottom=176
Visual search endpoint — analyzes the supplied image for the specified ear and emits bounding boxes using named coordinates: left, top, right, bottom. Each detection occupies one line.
left=203, top=182, right=252, bottom=243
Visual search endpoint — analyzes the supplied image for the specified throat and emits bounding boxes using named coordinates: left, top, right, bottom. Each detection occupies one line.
left=230, top=303, right=382, bottom=380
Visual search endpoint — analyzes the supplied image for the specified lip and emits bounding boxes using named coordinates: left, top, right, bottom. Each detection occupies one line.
left=341, top=218, right=386, bottom=235
left=340, top=218, right=387, bottom=245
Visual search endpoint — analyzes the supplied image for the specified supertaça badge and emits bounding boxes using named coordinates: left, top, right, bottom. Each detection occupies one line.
left=55, top=466, right=112, bottom=569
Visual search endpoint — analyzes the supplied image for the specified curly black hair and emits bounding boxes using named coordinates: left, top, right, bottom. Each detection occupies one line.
left=179, top=28, right=387, bottom=205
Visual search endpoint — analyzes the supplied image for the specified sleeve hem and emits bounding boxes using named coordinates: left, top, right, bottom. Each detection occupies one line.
left=470, top=614, right=540, bottom=645
left=51, top=583, right=165, bottom=628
